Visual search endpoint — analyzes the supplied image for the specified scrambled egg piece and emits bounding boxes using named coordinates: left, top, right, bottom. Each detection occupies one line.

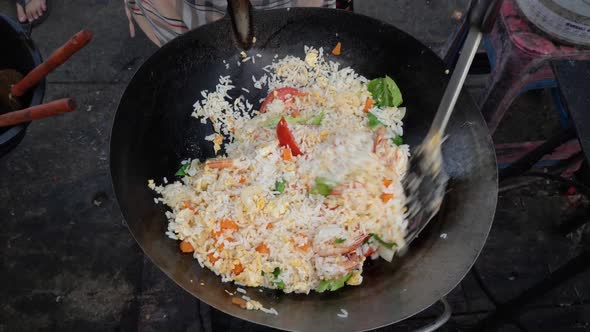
left=213, top=134, right=224, bottom=154
left=305, top=49, right=319, bottom=67
left=347, top=271, right=363, bottom=286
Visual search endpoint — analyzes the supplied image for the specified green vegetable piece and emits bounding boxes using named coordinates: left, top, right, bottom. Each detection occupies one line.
left=272, top=267, right=281, bottom=278
left=309, top=111, right=325, bottom=126
left=316, top=280, right=331, bottom=293
left=271, top=267, right=285, bottom=289
left=367, top=112, right=382, bottom=128
left=275, top=179, right=286, bottom=194
left=274, top=280, right=286, bottom=289
left=264, top=112, right=324, bottom=128
left=263, top=116, right=293, bottom=128
left=371, top=234, right=396, bottom=249
left=175, top=163, right=190, bottom=177
left=310, top=177, right=335, bottom=196
left=367, top=75, right=403, bottom=107
left=263, top=115, right=309, bottom=128
left=391, top=135, right=403, bottom=146
left=315, top=273, right=353, bottom=293
left=334, top=238, right=346, bottom=244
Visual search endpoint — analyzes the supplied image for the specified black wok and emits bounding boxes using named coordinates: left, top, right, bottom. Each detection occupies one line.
left=110, top=7, right=498, bottom=331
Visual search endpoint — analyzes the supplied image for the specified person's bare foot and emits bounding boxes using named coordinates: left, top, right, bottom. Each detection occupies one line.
left=16, top=0, right=47, bottom=23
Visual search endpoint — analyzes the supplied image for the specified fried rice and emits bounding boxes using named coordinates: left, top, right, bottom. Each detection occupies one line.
left=149, top=46, right=410, bottom=294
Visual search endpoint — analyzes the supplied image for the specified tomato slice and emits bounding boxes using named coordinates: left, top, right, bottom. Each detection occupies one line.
left=276, top=117, right=303, bottom=156
left=259, top=87, right=306, bottom=113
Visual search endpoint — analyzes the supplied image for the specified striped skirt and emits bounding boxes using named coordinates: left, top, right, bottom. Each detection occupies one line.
left=125, top=0, right=337, bottom=46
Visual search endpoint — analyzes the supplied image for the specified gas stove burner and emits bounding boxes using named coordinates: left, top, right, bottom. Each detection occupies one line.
left=516, top=0, right=590, bottom=47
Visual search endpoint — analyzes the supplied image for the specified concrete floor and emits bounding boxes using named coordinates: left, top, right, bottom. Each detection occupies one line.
left=1, top=1, right=589, bottom=331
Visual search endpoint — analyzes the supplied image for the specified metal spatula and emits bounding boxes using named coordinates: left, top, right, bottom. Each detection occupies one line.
left=403, top=0, right=502, bottom=245
left=227, top=0, right=254, bottom=50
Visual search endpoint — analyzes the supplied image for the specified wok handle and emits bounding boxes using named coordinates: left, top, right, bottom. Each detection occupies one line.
left=469, top=0, right=502, bottom=34
left=413, top=297, right=452, bottom=332
left=227, top=0, right=254, bottom=50
left=0, top=98, right=76, bottom=127
left=10, top=30, right=93, bottom=98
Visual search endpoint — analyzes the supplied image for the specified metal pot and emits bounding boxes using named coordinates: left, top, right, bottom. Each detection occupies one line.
left=0, top=13, right=45, bottom=157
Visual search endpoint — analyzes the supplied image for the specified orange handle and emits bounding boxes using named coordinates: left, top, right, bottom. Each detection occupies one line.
left=11, top=30, right=93, bottom=97
left=0, top=98, right=76, bottom=127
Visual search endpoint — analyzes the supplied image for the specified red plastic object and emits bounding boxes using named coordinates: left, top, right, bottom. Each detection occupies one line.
left=10, top=30, right=93, bottom=98
left=0, top=98, right=77, bottom=127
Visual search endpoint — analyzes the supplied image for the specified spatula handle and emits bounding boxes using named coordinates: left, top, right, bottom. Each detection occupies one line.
left=0, top=98, right=76, bottom=127
left=470, top=0, right=503, bottom=34
left=11, top=30, right=93, bottom=97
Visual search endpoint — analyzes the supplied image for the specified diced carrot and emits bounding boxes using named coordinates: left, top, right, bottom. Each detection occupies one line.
left=182, top=202, right=196, bottom=211
left=291, top=110, right=300, bottom=118
left=232, top=263, right=244, bottom=275
left=205, top=159, right=234, bottom=169
left=281, top=147, right=293, bottom=161
left=256, top=243, right=270, bottom=254
left=208, top=253, right=219, bottom=264
left=332, top=42, right=342, bottom=56
left=218, top=242, right=225, bottom=251
left=211, top=230, right=223, bottom=239
left=363, top=97, right=373, bottom=113
left=232, top=297, right=247, bottom=308
left=364, top=247, right=377, bottom=257
left=180, top=240, right=194, bottom=253
left=297, top=240, right=311, bottom=251
left=220, top=219, right=239, bottom=231
left=380, top=193, right=394, bottom=203
left=382, top=178, right=393, bottom=187
left=239, top=176, right=246, bottom=184
left=266, top=223, right=274, bottom=230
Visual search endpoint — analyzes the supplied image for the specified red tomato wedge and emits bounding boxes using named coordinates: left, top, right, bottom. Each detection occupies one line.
left=276, top=117, right=303, bottom=156
left=259, top=87, right=306, bottom=113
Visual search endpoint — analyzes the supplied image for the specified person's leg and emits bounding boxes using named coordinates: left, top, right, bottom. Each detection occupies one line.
left=125, top=0, right=189, bottom=47
left=125, top=0, right=163, bottom=47
left=181, top=0, right=335, bottom=31
left=126, top=0, right=336, bottom=47
left=16, top=0, right=47, bottom=23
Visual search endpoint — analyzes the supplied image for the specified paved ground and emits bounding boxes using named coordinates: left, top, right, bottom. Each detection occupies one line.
left=1, top=0, right=589, bottom=331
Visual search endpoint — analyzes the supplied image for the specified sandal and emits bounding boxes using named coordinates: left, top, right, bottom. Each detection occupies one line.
left=16, top=0, right=50, bottom=29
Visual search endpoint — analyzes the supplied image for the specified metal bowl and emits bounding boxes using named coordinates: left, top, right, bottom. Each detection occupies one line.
left=0, top=13, right=45, bottom=158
